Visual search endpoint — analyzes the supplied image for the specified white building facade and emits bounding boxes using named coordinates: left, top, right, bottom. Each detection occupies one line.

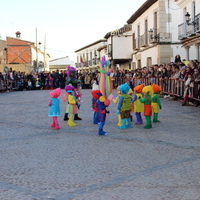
left=75, top=39, right=107, bottom=72
left=128, top=0, right=186, bottom=69
left=104, top=24, right=133, bottom=70
left=75, top=0, right=199, bottom=71
left=176, top=0, right=200, bottom=61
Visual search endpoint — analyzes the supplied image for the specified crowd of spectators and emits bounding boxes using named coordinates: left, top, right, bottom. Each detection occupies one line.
left=1, top=56, right=200, bottom=105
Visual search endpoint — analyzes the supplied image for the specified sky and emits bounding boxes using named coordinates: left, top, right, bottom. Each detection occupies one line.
left=0, top=0, right=146, bottom=62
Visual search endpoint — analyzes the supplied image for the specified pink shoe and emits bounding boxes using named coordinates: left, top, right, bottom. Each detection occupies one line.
left=54, top=124, right=60, bottom=129
left=50, top=123, right=55, bottom=128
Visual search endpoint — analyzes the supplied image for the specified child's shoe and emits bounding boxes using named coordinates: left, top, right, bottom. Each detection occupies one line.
left=68, top=119, right=76, bottom=126
left=50, top=123, right=55, bottom=128
left=54, top=124, right=60, bottom=129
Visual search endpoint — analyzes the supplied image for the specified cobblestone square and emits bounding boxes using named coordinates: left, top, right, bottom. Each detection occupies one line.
left=0, top=89, right=200, bottom=200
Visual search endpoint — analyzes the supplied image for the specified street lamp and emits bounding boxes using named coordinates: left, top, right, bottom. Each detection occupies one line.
left=148, top=29, right=160, bottom=40
left=185, top=12, right=198, bottom=27
left=92, top=54, right=98, bottom=65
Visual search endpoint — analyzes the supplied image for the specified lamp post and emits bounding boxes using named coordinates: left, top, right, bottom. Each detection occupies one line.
left=148, top=29, right=160, bottom=40
left=185, top=12, right=198, bottom=27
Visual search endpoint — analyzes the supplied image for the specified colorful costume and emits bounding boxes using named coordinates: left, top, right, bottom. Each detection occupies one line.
left=48, top=88, right=61, bottom=130
left=139, top=85, right=153, bottom=129
left=151, top=84, right=162, bottom=122
left=112, top=87, right=122, bottom=126
left=96, top=56, right=113, bottom=135
left=91, top=90, right=101, bottom=124
left=64, top=85, right=78, bottom=126
left=117, top=83, right=132, bottom=129
left=96, top=95, right=110, bottom=135
left=64, top=66, right=82, bottom=121
left=133, top=84, right=144, bottom=125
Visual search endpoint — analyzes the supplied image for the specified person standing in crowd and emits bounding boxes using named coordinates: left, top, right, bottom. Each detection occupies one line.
left=40, top=71, right=46, bottom=90
left=52, top=70, right=59, bottom=88
left=84, top=73, right=91, bottom=89
left=59, top=70, right=66, bottom=89
left=194, top=69, right=200, bottom=107
left=174, top=54, right=182, bottom=64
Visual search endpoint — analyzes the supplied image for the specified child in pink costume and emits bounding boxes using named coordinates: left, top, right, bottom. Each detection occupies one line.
left=48, top=88, right=61, bottom=129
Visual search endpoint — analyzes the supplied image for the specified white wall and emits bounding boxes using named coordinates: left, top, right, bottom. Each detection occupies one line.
left=112, top=35, right=132, bottom=59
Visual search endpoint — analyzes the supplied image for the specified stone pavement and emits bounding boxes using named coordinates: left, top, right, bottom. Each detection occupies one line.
left=0, top=89, right=200, bottom=200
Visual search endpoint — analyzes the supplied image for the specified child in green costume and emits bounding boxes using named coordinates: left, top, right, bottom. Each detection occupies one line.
left=151, top=84, right=162, bottom=122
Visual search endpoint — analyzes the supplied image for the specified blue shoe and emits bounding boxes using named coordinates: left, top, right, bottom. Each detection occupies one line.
left=126, top=118, right=132, bottom=128
left=98, top=129, right=107, bottom=136
left=119, top=119, right=127, bottom=129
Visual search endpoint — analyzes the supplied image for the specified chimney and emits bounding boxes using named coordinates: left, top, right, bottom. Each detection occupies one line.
left=15, top=31, right=21, bottom=38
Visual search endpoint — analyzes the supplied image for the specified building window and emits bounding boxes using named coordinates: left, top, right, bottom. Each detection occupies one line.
left=145, top=19, right=148, bottom=45
left=154, top=12, right=158, bottom=35
left=137, top=60, right=141, bottom=69
left=132, top=33, right=136, bottom=49
left=133, top=62, right=136, bottom=70
left=147, top=57, right=152, bottom=67
left=108, top=44, right=112, bottom=57
left=137, top=25, right=140, bottom=49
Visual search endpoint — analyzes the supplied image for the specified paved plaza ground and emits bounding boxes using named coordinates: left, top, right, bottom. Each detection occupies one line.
left=0, top=89, right=200, bottom=200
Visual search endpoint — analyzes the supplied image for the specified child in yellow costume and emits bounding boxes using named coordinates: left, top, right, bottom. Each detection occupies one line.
left=151, top=84, right=162, bottom=122
left=139, top=85, right=153, bottom=129
left=64, top=85, right=78, bottom=126
left=113, top=86, right=122, bottom=126
left=133, top=84, right=144, bottom=125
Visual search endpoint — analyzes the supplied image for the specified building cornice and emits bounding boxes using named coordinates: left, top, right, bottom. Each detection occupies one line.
left=74, top=39, right=107, bottom=53
left=126, top=0, right=158, bottom=24
left=6, top=36, right=34, bottom=45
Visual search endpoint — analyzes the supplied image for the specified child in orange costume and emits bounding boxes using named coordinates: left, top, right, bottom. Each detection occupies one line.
left=133, top=84, right=144, bottom=124
left=139, top=86, right=153, bottom=129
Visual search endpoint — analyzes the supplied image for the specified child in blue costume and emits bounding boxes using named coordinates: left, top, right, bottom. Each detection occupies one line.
left=91, top=90, right=101, bottom=124
left=48, top=88, right=61, bottom=130
left=96, top=96, right=110, bottom=135
left=117, top=83, right=132, bottom=129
